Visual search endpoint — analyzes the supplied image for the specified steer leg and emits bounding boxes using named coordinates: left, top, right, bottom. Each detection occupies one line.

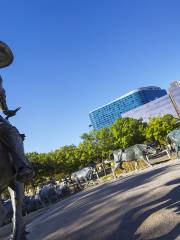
left=112, top=167, right=117, bottom=179
left=134, top=160, right=138, bottom=171
left=176, top=145, right=180, bottom=159
left=144, top=155, right=152, bottom=167
left=84, top=177, right=90, bottom=188
left=120, top=161, right=127, bottom=173
left=76, top=178, right=82, bottom=190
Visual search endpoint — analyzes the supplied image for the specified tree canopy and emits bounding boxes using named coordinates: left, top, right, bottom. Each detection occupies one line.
left=27, top=114, right=179, bottom=187
left=145, top=114, right=180, bottom=145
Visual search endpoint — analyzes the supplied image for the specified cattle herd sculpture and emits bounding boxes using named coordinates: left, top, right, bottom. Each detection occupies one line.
left=1, top=179, right=70, bottom=225
left=113, top=144, right=156, bottom=172
left=0, top=131, right=180, bottom=239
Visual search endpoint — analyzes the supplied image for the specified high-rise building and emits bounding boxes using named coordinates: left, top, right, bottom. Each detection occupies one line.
left=122, top=81, right=180, bottom=122
left=89, top=87, right=167, bottom=129
left=169, top=81, right=180, bottom=118
left=122, top=95, right=178, bottom=121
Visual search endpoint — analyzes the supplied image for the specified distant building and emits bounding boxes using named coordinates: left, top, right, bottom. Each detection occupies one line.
left=169, top=81, right=180, bottom=118
left=89, top=87, right=167, bottom=129
left=122, top=95, right=178, bottom=121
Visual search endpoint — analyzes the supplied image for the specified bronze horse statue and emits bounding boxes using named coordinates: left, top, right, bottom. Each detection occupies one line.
left=0, top=143, right=26, bottom=240
left=0, top=41, right=28, bottom=239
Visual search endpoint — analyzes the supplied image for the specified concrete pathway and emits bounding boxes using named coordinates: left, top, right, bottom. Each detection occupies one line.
left=1, top=159, right=180, bottom=240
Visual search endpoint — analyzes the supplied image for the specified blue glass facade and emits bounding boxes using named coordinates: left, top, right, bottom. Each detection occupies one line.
left=89, top=87, right=167, bottom=129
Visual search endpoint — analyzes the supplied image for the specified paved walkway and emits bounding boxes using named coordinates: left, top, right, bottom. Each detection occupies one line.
left=1, top=159, right=180, bottom=240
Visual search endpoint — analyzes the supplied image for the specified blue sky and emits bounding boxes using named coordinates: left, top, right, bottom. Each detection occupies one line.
left=1, top=0, right=180, bottom=153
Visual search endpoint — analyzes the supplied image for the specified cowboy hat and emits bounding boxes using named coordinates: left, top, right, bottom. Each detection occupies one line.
left=0, top=41, right=14, bottom=68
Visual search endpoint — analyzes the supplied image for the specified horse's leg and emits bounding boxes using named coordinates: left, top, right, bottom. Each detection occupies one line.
left=0, top=199, right=6, bottom=227
left=8, top=181, right=27, bottom=240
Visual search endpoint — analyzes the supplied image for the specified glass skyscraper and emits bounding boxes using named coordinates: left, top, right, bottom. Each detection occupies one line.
left=89, top=86, right=167, bottom=129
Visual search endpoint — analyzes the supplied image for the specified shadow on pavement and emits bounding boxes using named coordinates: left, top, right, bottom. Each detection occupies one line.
left=25, top=162, right=180, bottom=240
left=109, top=178, right=180, bottom=240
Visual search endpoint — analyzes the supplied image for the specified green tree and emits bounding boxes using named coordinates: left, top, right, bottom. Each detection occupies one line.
left=94, top=128, right=115, bottom=160
left=77, top=130, right=102, bottom=166
left=110, top=117, right=147, bottom=149
left=146, top=114, right=180, bottom=146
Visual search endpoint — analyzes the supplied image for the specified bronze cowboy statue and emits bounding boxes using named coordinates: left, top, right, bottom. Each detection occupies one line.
left=0, top=41, right=33, bottom=240
left=0, top=42, right=33, bottom=182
